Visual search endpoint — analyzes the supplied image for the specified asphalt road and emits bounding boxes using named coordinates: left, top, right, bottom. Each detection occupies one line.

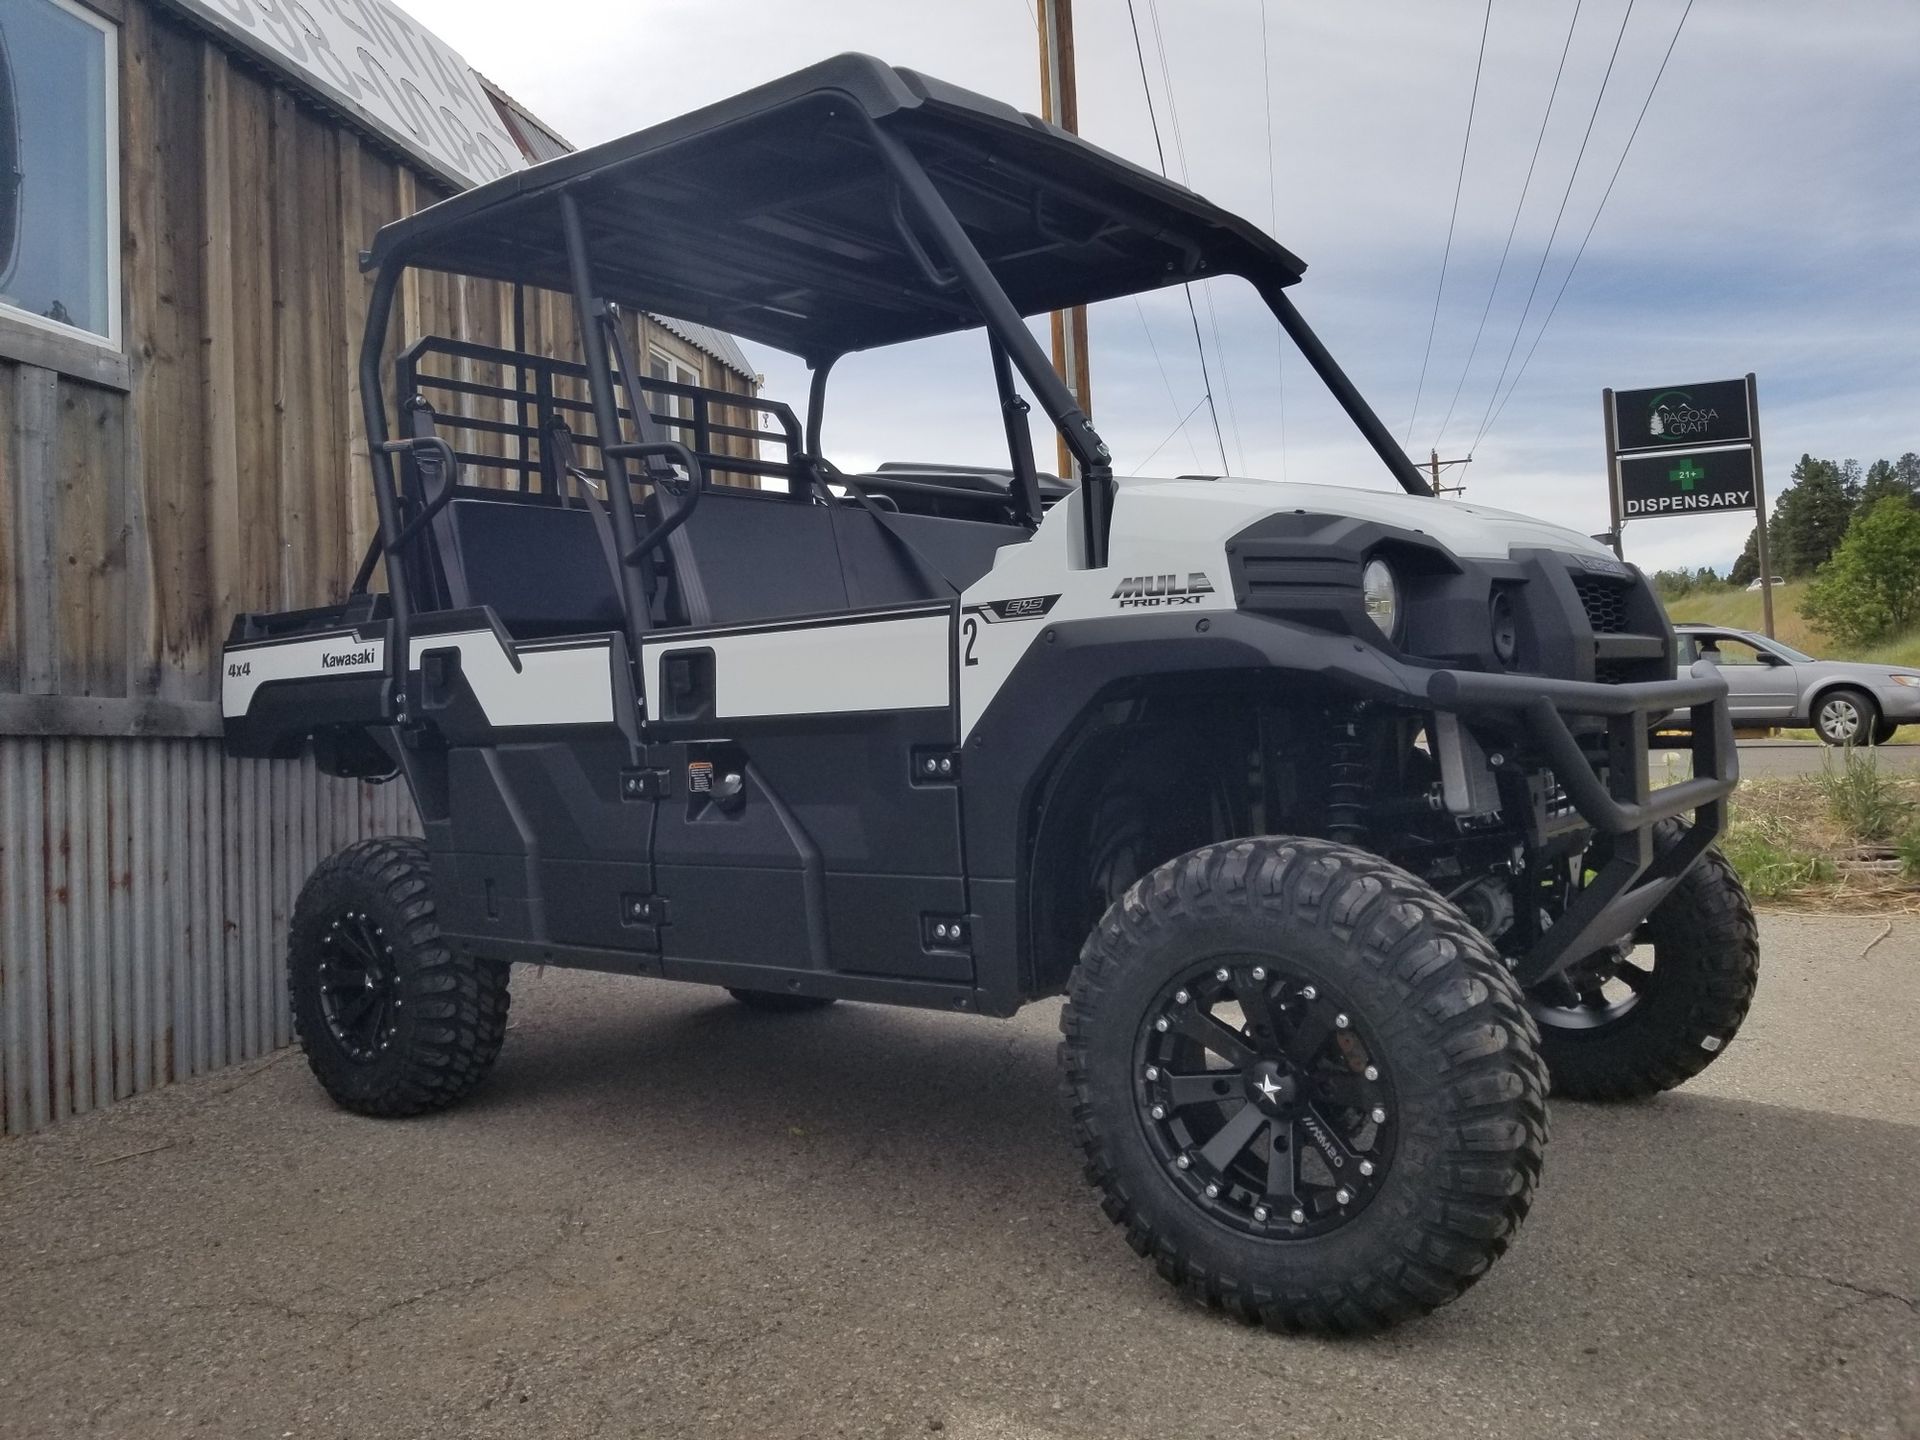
left=2, top=914, right=1916, bottom=1440
left=1662, top=738, right=1920, bottom=780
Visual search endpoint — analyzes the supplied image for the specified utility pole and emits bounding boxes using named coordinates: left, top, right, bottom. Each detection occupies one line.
left=1427, top=449, right=1471, bottom=498
left=1037, top=0, right=1090, bottom=480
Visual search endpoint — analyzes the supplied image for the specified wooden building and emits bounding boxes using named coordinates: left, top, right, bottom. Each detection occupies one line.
left=0, top=0, right=758, bottom=1133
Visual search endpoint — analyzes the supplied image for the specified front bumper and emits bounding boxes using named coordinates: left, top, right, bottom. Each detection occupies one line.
left=1425, top=660, right=1737, bottom=986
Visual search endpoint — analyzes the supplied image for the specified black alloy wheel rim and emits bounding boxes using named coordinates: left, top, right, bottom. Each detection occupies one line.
left=1135, top=959, right=1397, bottom=1239
left=1530, top=934, right=1655, bottom=1030
left=318, top=909, right=402, bottom=1063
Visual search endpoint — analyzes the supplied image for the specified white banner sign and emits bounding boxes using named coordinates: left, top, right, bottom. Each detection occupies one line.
left=165, top=0, right=528, bottom=190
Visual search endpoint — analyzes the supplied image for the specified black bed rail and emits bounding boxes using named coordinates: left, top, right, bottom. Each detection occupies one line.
left=394, top=335, right=803, bottom=495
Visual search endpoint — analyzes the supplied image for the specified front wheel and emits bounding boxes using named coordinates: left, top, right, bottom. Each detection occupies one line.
left=1528, top=832, right=1758, bottom=1101
left=1815, top=687, right=1879, bottom=746
left=1061, top=837, right=1549, bottom=1334
left=289, top=838, right=511, bottom=1117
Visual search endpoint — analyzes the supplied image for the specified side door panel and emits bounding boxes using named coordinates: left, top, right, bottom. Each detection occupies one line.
left=640, top=606, right=970, bottom=985
left=403, top=611, right=658, bottom=966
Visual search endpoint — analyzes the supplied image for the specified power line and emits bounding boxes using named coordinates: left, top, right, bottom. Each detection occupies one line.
left=1468, top=0, right=1639, bottom=453
left=1145, top=0, right=1247, bottom=472
left=1133, top=296, right=1204, bottom=467
left=1478, top=0, right=1695, bottom=445
left=1132, top=396, right=1211, bottom=475
left=1260, top=0, right=1287, bottom=481
left=1124, top=0, right=1230, bottom=472
left=1432, top=0, right=1584, bottom=449
left=1404, top=0, right=1494, bottom=445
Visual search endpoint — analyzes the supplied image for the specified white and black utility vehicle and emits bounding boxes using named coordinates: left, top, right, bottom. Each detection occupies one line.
left=223, top=57, right=1757, bottom=1333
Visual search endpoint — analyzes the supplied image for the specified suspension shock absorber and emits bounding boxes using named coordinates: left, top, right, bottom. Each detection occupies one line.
left=1326, top=714, right=1373, bottom=847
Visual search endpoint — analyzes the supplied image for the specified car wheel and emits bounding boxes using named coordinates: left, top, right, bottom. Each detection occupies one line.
left=289, top=838, right=511, bottom=1117
left=1873, top=719, right=1900, bottom=746
left=1814, top=687, right=1878, bottom=746
left=1061, top=837, right=1548, bottom=1333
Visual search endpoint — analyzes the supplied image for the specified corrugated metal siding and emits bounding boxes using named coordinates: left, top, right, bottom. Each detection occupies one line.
left=0, top=737, right=417, bottom=1136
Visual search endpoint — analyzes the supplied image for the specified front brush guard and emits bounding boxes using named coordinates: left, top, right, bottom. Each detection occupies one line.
left=1425, top=661, right=1736, bottom=987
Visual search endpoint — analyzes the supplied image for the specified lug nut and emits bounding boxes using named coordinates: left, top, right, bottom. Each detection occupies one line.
left=1336, top=1188, right=1352, bottom=1206
left=1290, top=1207, right=1307, bottom=1225
left=1358, top=1160, right=1374, bottom=1177
left=1301, top=985, right=1318, bottom=1001
left=1364, top=1065, right=1379, bottom=1081
left=1155, top=1018, right=1170, bottom=1032
left=1251, top=966, right=1267, bottom=980
left=1253, top=1206, right=1269, bottom=1222
left=1370, top=1106, right=1388, bottom=1124
left=1175, top=1155, right=1191, bottom=1170
left=1215, top=968, right=1230, bottom=982
left=1174, top=989, right=1189, bottom=1004
left=1145, top=1065, right=1160, bottom=1081
left=1150, top=1105, right=1167, bottom=1120
left=1335, top=1013, right=1350, bottom=1029
left=1205, top=1183, right=1220, bottom=1198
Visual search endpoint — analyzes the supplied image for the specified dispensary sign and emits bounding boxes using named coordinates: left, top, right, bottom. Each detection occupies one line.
left=1618, top=447, right=1756, bottom=517
left=1612, top=378, right=1752, bottom=452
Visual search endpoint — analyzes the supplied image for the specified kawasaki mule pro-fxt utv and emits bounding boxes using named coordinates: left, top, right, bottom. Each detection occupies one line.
left=222, top=57, right=1756, bottom=1332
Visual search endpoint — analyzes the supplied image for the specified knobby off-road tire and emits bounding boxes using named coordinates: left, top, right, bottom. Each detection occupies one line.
left=1529, top=831, right=1758, bottom=1102
left=726, top=988, right=836, bottom=1013
left=1061, top=837, right=1549, bottom=1334
left=289, top=837, right=511, bottom=1117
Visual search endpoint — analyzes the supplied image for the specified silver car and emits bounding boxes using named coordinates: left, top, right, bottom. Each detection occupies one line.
left=1674, top=623, right=1920, bottom=745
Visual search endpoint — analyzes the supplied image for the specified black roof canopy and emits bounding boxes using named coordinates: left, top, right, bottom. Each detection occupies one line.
left=364, top=54, right=1305, bottom=359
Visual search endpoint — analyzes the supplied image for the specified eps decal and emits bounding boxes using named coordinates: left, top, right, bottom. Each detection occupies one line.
left=966, top=594, right=1062, bottom=623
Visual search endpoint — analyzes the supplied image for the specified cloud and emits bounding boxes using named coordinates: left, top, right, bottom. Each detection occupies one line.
left=398, top=0, right=1920, bottom=570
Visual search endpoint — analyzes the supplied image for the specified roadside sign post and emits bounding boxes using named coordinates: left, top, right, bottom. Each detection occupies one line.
left=1605, top=374, right=1771, bottom=636
left=1746, top=372, right=1774, bottom=640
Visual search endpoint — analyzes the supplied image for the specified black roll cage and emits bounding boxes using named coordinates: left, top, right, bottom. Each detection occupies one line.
left=354, top=57, right=1434, bottom=672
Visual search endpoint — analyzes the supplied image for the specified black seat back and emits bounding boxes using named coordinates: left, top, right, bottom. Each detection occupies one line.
left=645, top=485, right=849, bottom=627
left=828, top=506, right=1021, bottom=609
left=445, top=491, right=626, bottom=637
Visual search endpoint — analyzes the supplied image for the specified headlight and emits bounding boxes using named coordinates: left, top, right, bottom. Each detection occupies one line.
left=1361, top=557, right=1400, bottom=639
left=1489, top=590, right=1519, bottom=665
left=1890, top=674, right=1920, bottom=688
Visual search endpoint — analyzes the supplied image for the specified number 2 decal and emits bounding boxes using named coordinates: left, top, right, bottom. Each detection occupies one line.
left=962, top=616, right=980, bottom=666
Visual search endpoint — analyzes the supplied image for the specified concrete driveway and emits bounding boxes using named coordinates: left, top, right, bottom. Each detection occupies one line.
left=2, top=914, right=1915, bottom=1440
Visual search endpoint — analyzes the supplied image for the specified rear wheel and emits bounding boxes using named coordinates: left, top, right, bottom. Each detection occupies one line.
left=1061, top=837, right=1548, bottom=1333
left=1815, top=687, right=1878, bottom=746
left=289, top=838, right=510, bottom=1117
left=726, top=988, right=836, bottom=1013
left=1527, top=830, right=1758, bottom=1101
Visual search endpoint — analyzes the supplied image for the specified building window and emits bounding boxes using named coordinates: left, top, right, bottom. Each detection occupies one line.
left=647, top=348, right=701, bottom=430
left=0, top=0, right=119, bottom=347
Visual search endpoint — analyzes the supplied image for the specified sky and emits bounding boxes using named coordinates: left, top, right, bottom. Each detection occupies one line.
left=401, top=0, right=1920, bottom=574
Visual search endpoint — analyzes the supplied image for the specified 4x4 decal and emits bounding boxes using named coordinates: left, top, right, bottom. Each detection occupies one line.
left=1112, top=572, right=1215, bottom=608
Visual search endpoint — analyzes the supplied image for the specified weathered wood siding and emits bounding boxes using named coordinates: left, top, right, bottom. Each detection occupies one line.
left=0, top=0, right=753, bottom=720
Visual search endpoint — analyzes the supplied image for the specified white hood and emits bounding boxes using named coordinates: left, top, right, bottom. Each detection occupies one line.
left=1114, top=477, right=1615, bottom=564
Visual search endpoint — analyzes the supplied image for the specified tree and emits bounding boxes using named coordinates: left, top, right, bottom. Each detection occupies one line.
left=1802, top=496, right=1920, bottom=649
left=1730, top=525, right=1760, bottom=586
left=1858, top=457, right=1911, bottom=509
left=1769, top=455, right=1858, bottom=576
left=1895, top=452, right=1920, bottom=493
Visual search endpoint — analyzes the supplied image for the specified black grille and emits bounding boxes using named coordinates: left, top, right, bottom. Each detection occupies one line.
left=1572, top=576, right=1632, bottom=634
left=1594, top=660, right=1636, bottom=685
